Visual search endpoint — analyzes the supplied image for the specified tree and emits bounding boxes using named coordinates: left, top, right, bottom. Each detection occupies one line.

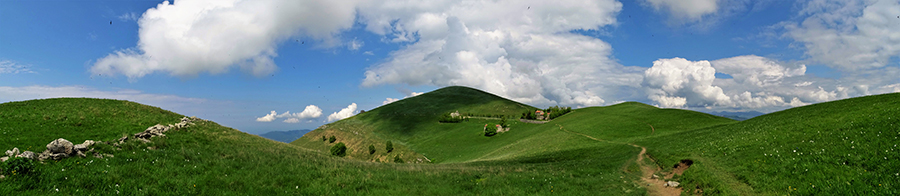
left=386, top=141, right=394, bottom=153
left=330, top=142, right=347, bottom=157
left=484, top=125, right=497, bottom=137
left=393, top=155, right=404, bottom=163
left=328, top=136, right=336, bottom=143
left=368, top=144, right=376, bottom=154
left=499, top=117, right=508, bottom=128
left=321, top=135, right=326, bottom=141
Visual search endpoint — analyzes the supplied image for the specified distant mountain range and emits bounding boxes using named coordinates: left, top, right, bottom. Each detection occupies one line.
left=258, top=129, right=311, bottom=143
left=705, top=111, right=765, bottom=121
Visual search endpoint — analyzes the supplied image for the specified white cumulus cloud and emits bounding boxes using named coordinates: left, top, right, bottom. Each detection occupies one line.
left=327, top=103, right=357, bottom=122
left=358, top=0, right=644, bottom=107
left=256, top=105, right=323, bottom=123
left=643, top=57, right=730, bottom=108
left=256, top=111, right=277, bottom=122
left=641, top=55, right=896, bottom=111
left=91, top=0, right=358, bottom=79
left=782, top=0, right=900, bottom=70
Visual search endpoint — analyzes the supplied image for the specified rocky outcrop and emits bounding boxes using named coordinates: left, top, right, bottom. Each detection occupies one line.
left=16, top=151, right=36, bottom=160
left=1, top=116, right=201, bottom=163
left=5, top=147, right=19, bottom=157
left=47, top=138, right=74, bottom=155
left=665, top=181, right=680, bottom=187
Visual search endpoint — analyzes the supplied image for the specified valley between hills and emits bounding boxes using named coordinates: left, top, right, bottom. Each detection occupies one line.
left=1, top=86, right=898, bottom=195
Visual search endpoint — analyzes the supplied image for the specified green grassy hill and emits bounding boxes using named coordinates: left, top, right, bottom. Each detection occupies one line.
left=291, top=86, right=538, bottom=163
left=4, top=90, right=898, bottom=195
left=0, top=98, right=646, bottom=195
left=635, top=93, right=900, bottom=195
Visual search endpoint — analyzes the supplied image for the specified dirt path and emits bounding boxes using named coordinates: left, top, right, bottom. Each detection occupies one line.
left=631, top=144, right=682, bottom=196
left=556, top=124, right=682, bottom=196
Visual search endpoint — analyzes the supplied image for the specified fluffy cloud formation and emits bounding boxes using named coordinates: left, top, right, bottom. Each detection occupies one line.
left=92, top=0, right=358, bottom=79
left=641, top=56, right=856, bottom=109
left=256, top=111, right=277, bottom=122
left=359, top=0, right=644, bottom=107
left=643, top=57, right=730, bottom=108
left=0, top=60, right=33, bottom=74
left=782, top=0, right=900, bottom=70
left=327, top=103, right=357, bottom=122
left=643, top=0, right=719, bottom=21
left=255, top=105, right=323, bottom=123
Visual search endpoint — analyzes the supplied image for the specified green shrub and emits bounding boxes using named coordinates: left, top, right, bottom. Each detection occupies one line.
left=386, top=141, right=393, bottom=153
left=328, top=136, right=336, bottom=143
left=1, top=157, right=36, bottom=176
left=393, top=156, right=404, bottom=163
left=321, top=135, right=326, bottom=141
left=438, top=113, right=464, bottom=123
left=484, top=125, right=497, bottom=137
left=368, top=144, right=376, bottom=154
left=330, top=142, right=347, bottom=157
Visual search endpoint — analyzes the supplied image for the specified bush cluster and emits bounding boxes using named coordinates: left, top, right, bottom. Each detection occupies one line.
left=328, top=136, right=336, bottom=143
left=521, top=106, right=572, bottom=120
left=393, top=156, right=404, bottom=163
left=386, top=141, right=394, bottom=153
left=1, top=157, right=37, bottom=176
left=330, top=142, right=347, bottom=157
left=484, top=125, right=498, bottom=137
left=438, top=113, right=464, bottom=123
left=368, top=144, right=376, bottom=154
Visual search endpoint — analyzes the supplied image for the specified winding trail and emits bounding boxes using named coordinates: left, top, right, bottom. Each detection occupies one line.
left=555, top=124, right=682, bottom=196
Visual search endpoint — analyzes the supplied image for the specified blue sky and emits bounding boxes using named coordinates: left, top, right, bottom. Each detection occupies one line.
left=2, top=0, right=898, bottom=134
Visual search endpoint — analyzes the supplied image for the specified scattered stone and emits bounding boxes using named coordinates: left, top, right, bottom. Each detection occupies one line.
left=50, top=153, right=68, bottom=160
left=16, top=151, right=36, bottom=160
left=0, top=175, right=5, bottom=179
left=651, top=174, right=659, bottom=179
left=2, top=117, right=199, bottom=163
left=38, top=151, right=51, bottom=160
left=47, top=138, right=75, bottom=155
left=74, top=140, right=96, bottom=152
left=665, top=181, right=680, bottom=187
left=5, top=147, right=19, bottom=157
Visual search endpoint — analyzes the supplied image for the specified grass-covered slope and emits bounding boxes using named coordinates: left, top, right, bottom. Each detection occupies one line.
left=556, top=102, right=735, bottom=142
left=637, top=93, right=900, bottom=195
left=292, top=86, right=537, bottom=162
left=0, top=98, right=648, bottom=195
left=0, top=98, right=184, bottom=152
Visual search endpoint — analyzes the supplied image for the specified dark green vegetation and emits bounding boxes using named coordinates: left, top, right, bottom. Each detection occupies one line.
left=3, top=87, right=898, bottom=195
left=257, top=129, right=311, bottom=143
left=521, top=105, right=573, bottom=120
left=330, top=142, right=347, bottom=157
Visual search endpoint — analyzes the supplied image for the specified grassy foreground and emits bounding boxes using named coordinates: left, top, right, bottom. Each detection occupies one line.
left=0, top=98, right=646, bottom=195
left=635, top=93, right=900, bottom=195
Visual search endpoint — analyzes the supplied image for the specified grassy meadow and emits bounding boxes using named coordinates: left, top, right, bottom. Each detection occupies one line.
left=2, top=86, right=898, bottom=195
left=0, top=98, right=645, bottom=195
